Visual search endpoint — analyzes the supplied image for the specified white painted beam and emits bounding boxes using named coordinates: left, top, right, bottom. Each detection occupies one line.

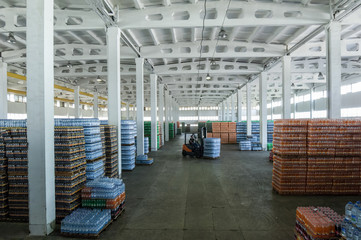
left=150, top=74, right=158, bottom=151
left=282, top=56, right=291, bottom=119
left=237, top=89, right=242, bottom=122
left=0, top=61, right=7, bottom=119
left=246, top=83, right=252, bottom=136
left=136, top=58, right=145, bottom=156
left=74, top=86, right=80, bottom=118
left=93, top=92, right=98, bottom=118
left=159, top=84, right=165, bottom=145
left=259, top=72, right=267, bottom=151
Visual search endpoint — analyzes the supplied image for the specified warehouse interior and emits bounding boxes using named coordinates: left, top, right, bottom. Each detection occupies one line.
left=1, top=0, right=361, bottom=239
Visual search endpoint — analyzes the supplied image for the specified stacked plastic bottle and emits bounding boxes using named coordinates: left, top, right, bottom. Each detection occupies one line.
left=100, top=125, right=106, bottom=156
left=273, top=119, right=361, bottom=195
left=236, top=121, right=274, bottom=144
left=272, top=119, right=308, bottom=195
left=121, top=120, right=136, bottom=171
left=54, top=127, right=87, bottom=221
left=169, top=123, right=175, bottom=139
left=81, top=177, right=125, bottom=219
left=239, top=141, right=251, bottom=151
left=295, top=206, right=343, bottom=239
left=342, top=201, right=361, bottom=239
left=251, top=142, right=262, bottom=151
left=158, top=122, right=163, bottom=148
left=144, top=121, right=160, bottom=150
left=102, top=125, right=119, bottom=178
left=136, top=154, right=153, bottom=165
left=61, top=208, right=111, bottom=236
left=144, top=137, right=149, bottom=154
left=0, top=130, right=7, bottom=220
left=5, top=127, right=28, bottom=220
left=203, top=138, right=221, bottom=158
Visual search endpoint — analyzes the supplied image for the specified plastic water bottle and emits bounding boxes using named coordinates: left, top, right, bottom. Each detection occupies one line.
left=354, top=228, right=360, bottom=240
left=341, top=219, right=348, bottom=237
left=353, top=202, right=361, bottom=224
left=346, top=202, right=354, bottom=220
left=347, top=221, right=355, bottom=239
left=357, top=207, right=361, bottom=228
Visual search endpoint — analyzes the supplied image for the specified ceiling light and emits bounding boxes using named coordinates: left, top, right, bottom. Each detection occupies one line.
left=218, top=28, right=228, bottom=39
left=210, top=59, right=216, bottom=66
left=7, top=32, right=16, bottom=44
left=291, top=83, right=295, bottom=87
left=318, top=72, right=324, bottom=80
left=97, top=76, right=102, bottom=82
left=205, top=74, right=211, bottom=80
left=66, top=62, right=72, bottom=68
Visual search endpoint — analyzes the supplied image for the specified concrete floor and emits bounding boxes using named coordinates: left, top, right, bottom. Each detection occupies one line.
left=0, top=134, right=359, bottom=240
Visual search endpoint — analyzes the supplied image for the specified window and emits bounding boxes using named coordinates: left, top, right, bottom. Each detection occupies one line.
left=295, top=95, right=304, bottom=103
left=273, top=114, right=281, bottom=120
left=352, top=82, right=361, bottom=93
left=341, top=84, right=352, bottom=95
left=341, top=107, right=361, bottom=117
left=303, top=94, right=310, bottom=102
left=313, top=91, right=324, bottom=100
left=295, top=112, right=310, bottom=119
left=9, top=94, right=15, bottom=102
left=313, top=110, right=327, bottom=118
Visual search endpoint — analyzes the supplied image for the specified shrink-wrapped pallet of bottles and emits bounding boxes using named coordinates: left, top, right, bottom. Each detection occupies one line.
left=5, top=127, right=28, bottom=221
left=169, top=123, right=175, bottom=139
left=103, top=125, right=119, bottom=178
left=81, top=177, right=125, bottom=219
left=295, top=206, right=343, bottom=239
left=272, top=119, right=361, bottom=195
left=203, top=138, right=221, bottom=159
left=54, top=126, right=87, bottom=221
left=121, top=120, right=136, bottom=171
left=0, top=130, right=7, bottom=220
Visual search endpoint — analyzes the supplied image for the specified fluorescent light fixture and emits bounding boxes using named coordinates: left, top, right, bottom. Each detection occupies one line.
left=318, top=72, right=324, bottom=80
left=7, top=32, right=16, bottom=44
left=206, top=74, right=211, bottom=80
left=66, top=62, right=72, bottom=68
left=96, top=76, right=102, bottom=82
left=218, top=28, right=228, bottom=39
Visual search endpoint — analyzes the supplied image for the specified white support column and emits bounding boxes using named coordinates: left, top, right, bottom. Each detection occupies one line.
left=310, top=87, right=313, bottom=119
left=0, top=61, right=7, bottom=119
left=259, top=73, right=268, bottom=151
left=107, top=26, right=122, bottom=176
left=282, top=56, right=291, bottom=119
left=93, top=92, right=98, bottom=118
left=221, top=101, right=225, bottom=121
left=74, top=86, right=80, bottom=118
left=150, top=74, right=158, bottom=152
left=226, top=98, right=230, bottom=121
left=246, top=83, right=252, bottom=136
left=271, top=99, right=274, bottom=120
left=126, top=103, right=130, bottom=119
left=326, top=22, right=341, bottom=119
left=197, top=106, right=200, bottom=122
left=165, top=90, right=170, bottom=141
left=159, top=84, right=165, bottom=144
left=136, top=58, right=145, bottom=156
left=237, top=89, right=242, bottom=122
left=218, top=104, right=221, bottom=121
left=27, top=0, right=55, bottom=235
left=231, top=94, right=236, bottom=122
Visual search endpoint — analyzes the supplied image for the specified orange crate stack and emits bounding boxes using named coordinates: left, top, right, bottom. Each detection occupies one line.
left=212, top=122, right=221, bottom=133
left=220, top=122, right=229, bottom=133
left=220, top=133, right=228, bottom=144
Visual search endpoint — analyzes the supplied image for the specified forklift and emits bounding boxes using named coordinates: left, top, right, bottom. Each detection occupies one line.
left=182, top=127, right=207, bottom=158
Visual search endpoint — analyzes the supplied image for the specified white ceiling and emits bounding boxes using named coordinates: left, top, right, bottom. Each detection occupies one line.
left=1, top=0, right=361, bottom=107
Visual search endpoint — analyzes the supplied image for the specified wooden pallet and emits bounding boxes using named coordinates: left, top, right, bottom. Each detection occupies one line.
left=202, top=156, right=220, bottom=160
left=135, top=158, right=154, bottom=165
left=61, top=220, right=112, bottom=239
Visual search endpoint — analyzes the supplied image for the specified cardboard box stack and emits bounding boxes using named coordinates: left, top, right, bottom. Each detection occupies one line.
left=210, top=122, right=237, bottom=144
left=54, top=126, right=87, bottom=221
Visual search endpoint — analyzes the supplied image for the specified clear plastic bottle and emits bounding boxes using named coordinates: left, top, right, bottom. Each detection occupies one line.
left=341, top=219, right=348, bottom=237
left=357, top=207, right=361, bottom=228
left=347, top=221, right=355, bottom=239
left=353, top=203, right=360, bottom=224
left=354, top=228, right=360, bottom=240
left=347, top=202, right=354, bottom=221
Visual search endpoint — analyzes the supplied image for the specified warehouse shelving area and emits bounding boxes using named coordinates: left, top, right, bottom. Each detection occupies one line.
left=1, top=0, right=361, bottom=239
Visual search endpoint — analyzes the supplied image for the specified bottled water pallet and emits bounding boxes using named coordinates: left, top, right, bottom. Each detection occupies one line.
left=61, top=220, right=113, bottom=239
left=136, top=158, right=154, bottom=165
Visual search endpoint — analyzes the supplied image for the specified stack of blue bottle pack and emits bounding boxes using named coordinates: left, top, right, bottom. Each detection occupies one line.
left=251, top=142, right=262, bottom=151
left=121, top=120, right=136, bottom=171
left=203, top=138, right=221, bottom=158
left=144, top=137, right=149, bottom=154
left=239, top=141, right=252, bottom=151
left=136, top=154, right=153, bottom=165
left=0, top=119, right=27, bottom=128
left=236, top=122, right=247, bottom=143
left=60, top=208, right=111, bottom=236
left=267, top=121, right=274, bottom=143
left=86, top=160, right=105, bottom=180
left=236, top=121, right=274, bottom=144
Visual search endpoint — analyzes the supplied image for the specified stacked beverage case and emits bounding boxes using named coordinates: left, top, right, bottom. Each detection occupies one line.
left=54, top=126, right=87, bottom=221
left=121, top=120, right=136, bottom=171
left=102, top=125, right=119, bottom=178
left=272, top=119, right=361, bottom=195
left=0, top=130, right=7, bottom=219
left=203, top=138, right=221, bottom=158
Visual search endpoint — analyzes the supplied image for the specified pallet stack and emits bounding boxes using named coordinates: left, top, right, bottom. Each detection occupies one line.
left=81, top=177, right=125, bottom=219
left=121, top=120, right=136, bottom=171
left=236, top=121, right=274, bottom=144
left=169, top=123, right=175, bottom=139
left=5, top=128, right=28, bottom=221
left=103, top=125, right=119, bottom=178
left=211, top=122, right=236, bottom=144
left=0, top=130, right=8, bottom=220
left=273, top=119, right=361, bottom=195
left=54, top=127, right=87, bottom=221
left=144, top=121, right=160, bottom=151
left=100, top=125, right=106, bottom=157
left=158, top=122, right=163, bottom=148
left=272, top=120, right=308, bottom=194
